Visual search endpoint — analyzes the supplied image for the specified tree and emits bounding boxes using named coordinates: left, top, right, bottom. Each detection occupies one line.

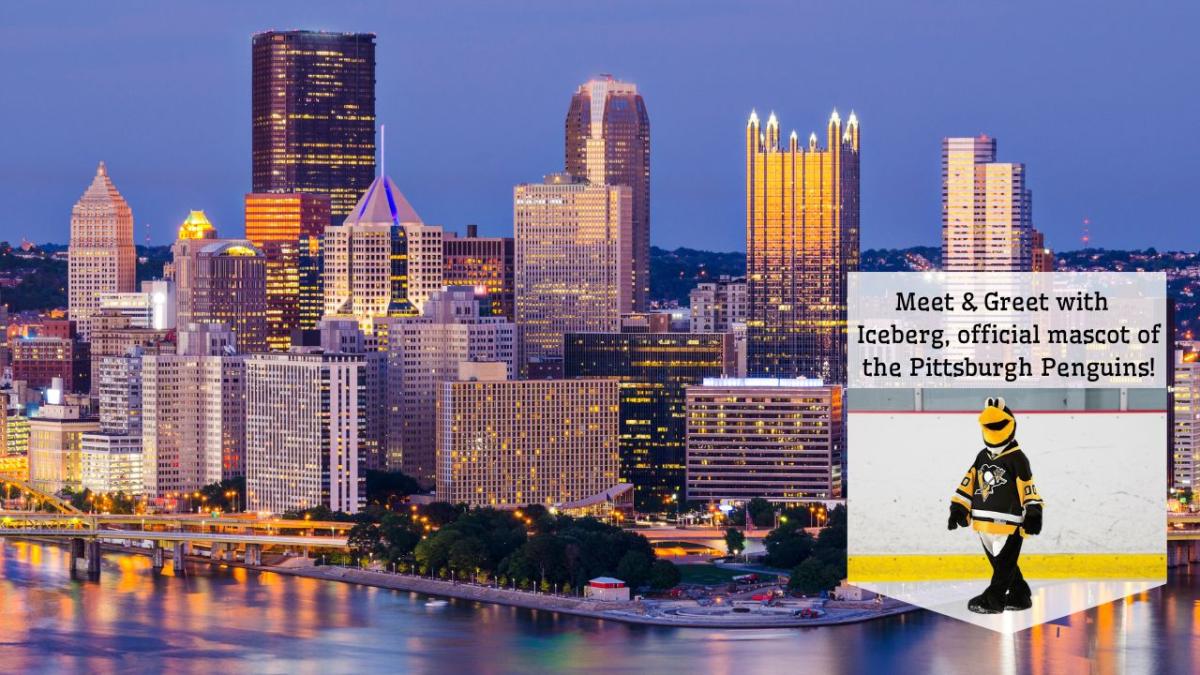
left=448, top=537, right=489, bottom=578
left=724, top=528, right=746, bottom=556
left=615, top=550, right=653, bottom=590
left=648, top=559, right=681, bottom=590
left=763, top=524, right=814, bottom=569
left=746, top=497, right=775, bottom=527
left=365, top=470, right=421, bottom=508
left=788, top=556, right=843, bottom=596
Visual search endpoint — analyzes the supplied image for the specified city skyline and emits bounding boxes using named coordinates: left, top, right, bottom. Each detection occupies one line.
left=1, top=2, right=1195, bottom=252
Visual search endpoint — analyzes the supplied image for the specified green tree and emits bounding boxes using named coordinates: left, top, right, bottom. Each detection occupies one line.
left=615, top=550, right=653, bottom=590
left=364, top=470, right=422, bottom=508
left=763, top=523, right=814, bottom=569
left=746, top=497, right=775, bottom=527
left=788, top=556, right=843, bottom=595
left=724, top=528, right=746, bottom=556
left=448, top=537, right=489, bottom=578
left=648, top=559, right=682, bottom=589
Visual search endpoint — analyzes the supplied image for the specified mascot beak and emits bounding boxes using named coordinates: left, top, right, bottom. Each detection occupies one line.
left=978, top=397, right=1016, bottom=447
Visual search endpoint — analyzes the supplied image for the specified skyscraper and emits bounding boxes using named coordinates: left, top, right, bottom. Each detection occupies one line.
left=244, top=193, right=330, bottom=350
left=941, top=135, right=1033, bottom=271
left=746, top=110, right=860, bottom=383
left=166, top=211, right=269, bottom=352
left=245, top=349, right=365, bottom=515
left=686, top=377, right=844, bottom=503
left=68, top=162, right=136, bottom=339
left=252, top=31, right=376, bottom=225
left=514, top=173, right=632, bottom=372
left=565, top=76, right=650, bottom=310
left=437, top=376, right=620, bottom=508
left=324, top=174, right=443, bottom=329
left=1173, top=345, right=1200, bottom=492
left=141, top=324, right=246, bottom=498
left=564, top=326, right=735, bottom=510
left=385, top=287, right=515, bottom=484
left=442, top=225, right=515, bottom=320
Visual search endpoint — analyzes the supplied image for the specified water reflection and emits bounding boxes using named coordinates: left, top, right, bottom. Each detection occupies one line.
left=0, top=541, right=1196, bottom=673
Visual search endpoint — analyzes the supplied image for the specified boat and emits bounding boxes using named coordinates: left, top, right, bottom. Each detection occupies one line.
left=425, top=599, right=449, bottom=608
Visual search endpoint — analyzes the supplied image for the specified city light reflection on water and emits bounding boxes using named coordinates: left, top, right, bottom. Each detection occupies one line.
left=0, top=540, right=1196, bottom=673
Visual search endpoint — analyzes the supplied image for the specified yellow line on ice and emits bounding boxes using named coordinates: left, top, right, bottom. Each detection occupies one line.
left=847, top=554, right=1166, bottom=581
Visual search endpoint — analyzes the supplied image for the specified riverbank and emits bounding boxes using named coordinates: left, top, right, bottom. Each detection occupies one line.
left=273, top=564, right=917, bottom=628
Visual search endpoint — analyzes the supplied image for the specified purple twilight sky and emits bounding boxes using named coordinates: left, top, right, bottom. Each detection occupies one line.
left=0, top=0, right=1195, bottom=252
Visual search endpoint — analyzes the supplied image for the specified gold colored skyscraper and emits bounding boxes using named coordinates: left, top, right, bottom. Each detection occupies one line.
left=69, top=162, right=136, bottom=339
left=244, top=193, right=330, bottom=350
left=746, top=110, right=860, bottom=383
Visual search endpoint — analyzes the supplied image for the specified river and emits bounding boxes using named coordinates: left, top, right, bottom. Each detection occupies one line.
left=0, top=540, right=1196, bottom=674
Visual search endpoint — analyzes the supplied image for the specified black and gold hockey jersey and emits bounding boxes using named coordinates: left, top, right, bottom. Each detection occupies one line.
left=951, top=442, right=1043, bottom=536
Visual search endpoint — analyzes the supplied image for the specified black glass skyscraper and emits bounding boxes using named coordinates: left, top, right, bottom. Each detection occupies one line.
left=252, top=31, right=376, bottom=226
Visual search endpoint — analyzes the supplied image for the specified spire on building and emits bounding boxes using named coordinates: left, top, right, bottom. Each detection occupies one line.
left=342, top=175, right=423, bottom=227
left=748, top=109, right=759, bottom=127
left=829, top=109, right=841, bottom=126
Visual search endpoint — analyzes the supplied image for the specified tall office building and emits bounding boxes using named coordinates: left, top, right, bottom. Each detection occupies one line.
left=514, top=173, right=632, bottom=372
left=310, top=319, right=388, bottom=471
left=11, top=333, right=90, bottom=393
left=245, top=193, right=330, bottom=350
left=746, top=110, right=860, bottom=383
left=941, top=135, right=1033, bottom=271
left=166, top=211, right=269, bottom=352
left=564, top=326, right=735, bottom=510
left=1173, top=345, right=1200, bottom=492
left=80, top=347, right=146, bottom=495
left=437, top=376, right=619, bottom=508
left=141, top=324, right=246, bottom=498
left=1031, top=228, right=1055, bottom=272
left=385, top=287, right=515, bottom=484
left=251, top=31, right=376, bottom=224
left=442, top=225, right=515, bottom=320
left=565, top=76, right=650, bottom=310
left=68, top=162, right=136, bottom=339
left=324, top=174, right=444, bottom=328
left=245, top=350, right=365, bottom=515
left=689, top=276, right=748, bottom=333
left=686, top=378, right=843, bottom=503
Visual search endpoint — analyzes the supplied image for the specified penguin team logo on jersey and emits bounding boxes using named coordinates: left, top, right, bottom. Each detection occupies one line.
left=976, top=464, right=1007, bottom=501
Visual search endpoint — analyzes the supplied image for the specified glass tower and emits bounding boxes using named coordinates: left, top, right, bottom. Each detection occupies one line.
left=746, top=110, right=860, bottom=383
left=252, top=31, right=376, bottom=225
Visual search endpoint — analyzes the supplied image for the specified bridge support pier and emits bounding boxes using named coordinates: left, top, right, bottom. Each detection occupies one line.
left=85, top=540, right=101, bottom=581
left=152, top=545, right=165, bottom=571
left=211, top=542, right=226, bottom=562
left=245, top=543, right=262, bottom=566
left=68, top=537, right=100, bottom=581
left=173, top=541, right=189, bottom=575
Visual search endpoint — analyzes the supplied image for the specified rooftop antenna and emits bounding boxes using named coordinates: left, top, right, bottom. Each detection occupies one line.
left=380, top=124, right=385, bottom=177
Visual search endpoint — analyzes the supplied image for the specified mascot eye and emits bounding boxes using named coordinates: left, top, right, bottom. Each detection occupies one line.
left=995, top=397, right=1006, bottom=409
left=984, top=419, right=1011, bottom=431
left=985, top=397, right=996, bottom=407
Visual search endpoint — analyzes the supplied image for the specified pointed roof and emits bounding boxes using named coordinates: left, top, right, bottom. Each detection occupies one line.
left=178, top=210, right=216, bottom=240
left=342, top=175, right=422, bottom=227
left=76, top=161, right=129, bottom=209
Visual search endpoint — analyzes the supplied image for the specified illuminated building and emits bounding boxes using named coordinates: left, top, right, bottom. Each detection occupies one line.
left=251, top=31, right=376, bottom=225
left=306, top=319, right=388, bottom=471
left=443, top=224, right=515, bottom=319
left=746, top=110, right=860, bottom=383
left=324, top=174, right=443, bottom=328
left=166, top=211, right=269, bottom=352
left=88, top=284, right=174, bottom=393
left=97, top=280, right=176, bottom=330
left=245, top=350, right=365, bottom=515
left=1173, top=345, right=1200, bottom=491
left=564, top=325, right=735, bottom=510
left=686, top=377, right=843, bottom=503
left=385, top=287, right=515, bottom=484
left=689, top=275, right=748, bottom=333
left=565, top=76, right=651, bottom=310
left=81, top=349, right=145, bottom=497
left=141, top=324, right=246, bottom=498
left=11, top=332, right=90, bottom=393
left=68, top=162, right=136, bottom=339
left=437, top=376, right=619, bottom=509
left=941, top=135, right=1033, bottom=271
left=244, top=193, right=330, bottom=350
left=28, top=390, right=98, bottom=495
left=514, top=173, right=632, bottom=372
left=0, top=407, right=29, bottom=481
left=1031, top=228, right=1055, bottom=272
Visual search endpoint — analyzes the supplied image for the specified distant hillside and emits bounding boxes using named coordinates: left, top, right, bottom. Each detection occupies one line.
left=0, top=243, right=170, bottom=314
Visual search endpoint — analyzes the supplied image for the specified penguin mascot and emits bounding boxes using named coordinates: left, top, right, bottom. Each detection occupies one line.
left=948, top=397, right=1044, bottom=614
